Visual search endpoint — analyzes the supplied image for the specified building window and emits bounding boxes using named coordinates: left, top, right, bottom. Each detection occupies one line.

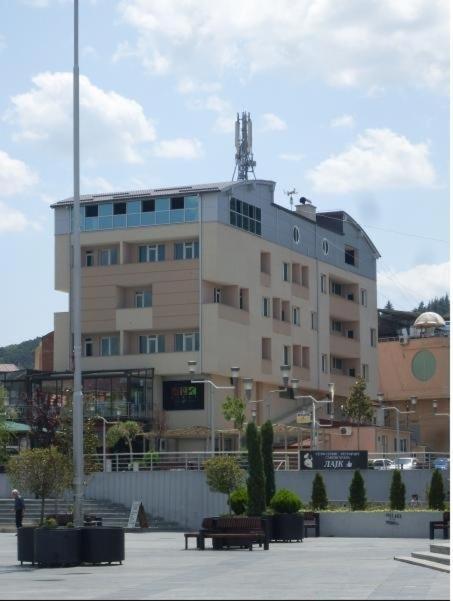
left=321, top=274, right=327, bottom=293
left=260, top=251, right=271, bottom=274
left=301, top=266, right=309, bottom=287
left=100, top=336, right=119, bottom=356
left=272, top=298, right=281, bottom=320
left=135, top=291, right=152, bottom=308
left=292, top=306, right=300, bottom=326
left=362, top=364, right=369, bottom=381
left=332, top=357, right=342, bottom=371
left=322, top=238, right=329, bottom=255
left=213, top=288, right=222, bottom=303
left=345, top=245, right=356, bottom=266
left=99, top=248, right=118, bottom=266
left=283, top=345, right=291, bottom=366
left=302, top=347, right=310, bottom=369
left=139, top=334, right=165, bottom=354
left=293, top=226, right=300, bottom=244
left=171, top=197, right=185, bottom=210
left=175, top=332, right=200, bottom=352
left=85, top=205, right=98, bottom=218
left=371, top=328, right=377, bottom=347
left=85, top=251, right=94, bottom=267
left=174, top=240, right=199, bottom=260
left=281, top=301, right=290, bottom=322
left=138, top=244, right=165, bottom=263
left=84, top=337, right=93, bottom=357
left=311, top=311, right=318, bottom=331
left=293, top=345, right=301, bottom=367
left=262, top=338, right=271, bottom=361
left=321, top=354, right=328, bottom=373
left=239, top=288, right=249, bottom=311
left=331, top=319, right=342, bottom=333
left=113, top=202, right=127, bottom=215
left=262, top=297, right=271, bottom=317
left=230, top=197, right=262, bottom=235
left=142, top=199, right=155, bottom=212
left=282, top=262, right=290, bottom=282
left=361, top=289, right=367, bottom=307
left=331, top=281, right=342, bottom=296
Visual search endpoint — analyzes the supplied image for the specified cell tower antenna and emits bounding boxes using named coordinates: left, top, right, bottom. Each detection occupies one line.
left=232, top=111, right=257, bottom=181
left=285, top=188, right=297, bottom=210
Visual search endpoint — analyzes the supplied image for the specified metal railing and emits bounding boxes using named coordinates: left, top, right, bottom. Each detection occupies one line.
left=84, top=451, right=448, bottom=472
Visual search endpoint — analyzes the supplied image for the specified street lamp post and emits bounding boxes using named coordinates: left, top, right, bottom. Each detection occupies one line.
left=377, top=393, right=417, bottom=465
left=90, top=411, right=121, bottom=472
left=293, top=383, right=335, bottom=451
left=188, top=361, right=236, bottom=453
left=243, top=378, right=254, bottom=422
left=433, top=400, right=449, bottom=417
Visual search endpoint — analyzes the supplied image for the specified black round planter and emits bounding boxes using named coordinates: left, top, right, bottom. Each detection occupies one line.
left=272, top=514, right=304, bottom=542
left=81, top=527, right=125, bottom=565
left=34, top=528, right=82, bottom=567
left=17, top=527, right=36, bottom=565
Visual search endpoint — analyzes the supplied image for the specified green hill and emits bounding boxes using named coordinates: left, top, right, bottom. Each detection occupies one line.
left=0, top=337, right=41, bottom=369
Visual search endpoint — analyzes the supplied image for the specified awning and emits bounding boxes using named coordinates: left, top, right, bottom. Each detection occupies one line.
left=4, top=421, right=31, bottom=433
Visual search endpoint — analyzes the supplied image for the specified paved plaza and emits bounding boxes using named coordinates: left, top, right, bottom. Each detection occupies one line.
left=0, top=533, right=449, bottom=600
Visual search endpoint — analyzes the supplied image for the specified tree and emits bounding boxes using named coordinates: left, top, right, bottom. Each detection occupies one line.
left=222, top=396, right=246, bottom=450
left=261, top=420, right=275, bottom=506
left=311, top=473, right=328, bottom=510
left=349, top=470, right=367, bottom=510
left=7, top=447, right=73, bottom=525
left=428, top=469, right=446, bottom=510
left=55, top=405, right=100, bottom=474
left=384, top=300, right=394, bottom=310
left=343, top=378, right=373, bottom=450
left=389, top=469, right=405, bottom=510
left=245, top=422, right=266, bottom=516
left=106, top=420, right=143, bottom=465
left=205, top=456, right=245, bottom=513
left=0, top=394, right=11, bottom=464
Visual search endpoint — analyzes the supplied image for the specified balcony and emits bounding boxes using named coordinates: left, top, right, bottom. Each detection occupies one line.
left=291, top=283, right=309, bottom=301
left=204, top=302, right=250, bottom=325
left=272, top=320, right=291, bottom=336
left=116, top=307, right=153, bottom=331
left=330, top=333, right=360, bottom=358
left=329, top=295, right=359, bottom=321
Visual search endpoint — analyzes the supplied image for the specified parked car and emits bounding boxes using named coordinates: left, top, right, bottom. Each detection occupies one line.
left=394, top=457, right=421, bottom=470
left=433, top=457, right=450, bottom=471
left=369, top=458, right=396, bottom=470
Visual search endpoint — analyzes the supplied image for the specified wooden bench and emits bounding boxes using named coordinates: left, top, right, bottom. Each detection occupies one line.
left=303, top=512, right=320, bottom=537
left=185, top=517, right=269, bottom=551
left=429, top=511, right=449, bottom=540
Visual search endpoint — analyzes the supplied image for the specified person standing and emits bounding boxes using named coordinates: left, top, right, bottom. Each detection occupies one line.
left=11, top=489, right=25, bottom=529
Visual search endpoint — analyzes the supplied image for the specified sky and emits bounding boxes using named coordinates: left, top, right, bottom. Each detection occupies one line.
left=0, top=0, right=450, bottom=346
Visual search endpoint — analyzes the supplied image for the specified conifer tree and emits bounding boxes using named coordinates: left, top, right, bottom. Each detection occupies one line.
left=428, top=469, right=446, bottom=510
left=311, top=472, right=328, bottom=510
left=246, top=422, right=266, bottom=516
left=349, top=470, right=367, bottom=510
left=343, top=378, right=373, bottom=450
left=389, top=469, right=406, bottom=510
left=261, top=420, right=276, bottom=506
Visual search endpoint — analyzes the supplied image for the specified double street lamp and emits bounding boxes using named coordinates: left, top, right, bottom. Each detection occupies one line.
left=293, top=382, right=335, bottom=450
left=377, top=393, right=417, bottom=464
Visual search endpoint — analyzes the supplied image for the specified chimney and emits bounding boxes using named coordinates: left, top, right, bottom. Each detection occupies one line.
left=295, top=197, right=316, bottom=222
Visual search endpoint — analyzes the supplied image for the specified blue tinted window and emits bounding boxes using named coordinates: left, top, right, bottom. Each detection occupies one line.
left=85, top=217, right=99, bottom=231
left=113, top=214, right=126, bottom=228
left=141, top=212, right=156, bottom=226
left=156, top=211, right=170, bottom=224
left=184, top=196, right=198, bottom=209
left=99, top=203, right=113, bottom=216
left=170, top=209, right=184, bottom=223
left=185, top=208, right=198, bottom=222
left=99, top=216, right=113, bottom=230
left=127, top=214, right=140, bottom=227
left=155, top=197, right=170, bottom=211
left=127, top=200, right=141, bottom=214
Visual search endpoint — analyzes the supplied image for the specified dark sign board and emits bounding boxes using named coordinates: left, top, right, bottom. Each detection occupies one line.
left=300, top=450, right=368, bottom=470
left=163, top=380, right=204, bottom=411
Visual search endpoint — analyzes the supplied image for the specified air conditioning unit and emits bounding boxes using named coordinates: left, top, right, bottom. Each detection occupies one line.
left=339, top=426, right=352, bottom=436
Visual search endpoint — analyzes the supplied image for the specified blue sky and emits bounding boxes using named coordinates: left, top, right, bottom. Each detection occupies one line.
left=0, top=0, right=449, bottom=346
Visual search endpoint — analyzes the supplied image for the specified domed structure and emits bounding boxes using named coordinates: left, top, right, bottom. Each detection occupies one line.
left=413, top=312, right=445, bottom=329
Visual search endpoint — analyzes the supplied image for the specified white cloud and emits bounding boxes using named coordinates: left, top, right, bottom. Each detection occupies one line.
left=279, top=153, right=304, bottom=162
left=261, top=113, right=287, bottom=132
left=113, top=40, right=171, bottom=75
left=0, top=202, right=40, bottom=234
left=177, top=77, right=221, bottom=95
left=4, top=72, right=156, bottom=164
left=40, top=193, right=56, bottom=205
left=331, top=114, right=355, bottom=128
left=153, top=138, right=203, bottom=159
left=378, top=262, right=450, bottom=310
left=306, top=128, right=436, bottom=194
left=117, top=0, right=449, bottom=91
left=185, top=91, right=235, bottom=134
left=81, top=176, right=115, bottom=194
left=0, top=150, right=38, bottom=197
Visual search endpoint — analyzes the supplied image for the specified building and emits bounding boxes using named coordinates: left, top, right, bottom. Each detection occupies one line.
left=34, top=332, right=54, bottom=372
left=378, top=332, right=449, bottom=453
left=50, top=179, right=380, bottom=451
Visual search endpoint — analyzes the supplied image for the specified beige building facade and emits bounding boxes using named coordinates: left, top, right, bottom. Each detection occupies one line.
left=52, top=180, right=380, bottom=451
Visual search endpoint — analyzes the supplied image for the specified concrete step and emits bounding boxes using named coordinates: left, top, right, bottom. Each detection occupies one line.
left=394, top=555, right=450, bottom=573
left=411, top=552, right=450, bottom=566
left=430, top=543, right=450, bottom=556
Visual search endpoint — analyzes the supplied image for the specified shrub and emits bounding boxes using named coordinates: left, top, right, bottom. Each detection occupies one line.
left=246, top=422, right=266, bottom=516
left=270, top=489, right=302, bottom=514
left=389, top=470, right=406, bottom=510
left=230, top=487, right=248, bottom=515
left=311, top=473, right=328, bottom=510
left=205, top=455, right=245, bottom=514
left=43, top=517, right=58, bottom=529
left=428, top=469, right=446, bottom=510
left=349, top=470, right=367, bottom=510
left=261, top=421, right=276, bottom=506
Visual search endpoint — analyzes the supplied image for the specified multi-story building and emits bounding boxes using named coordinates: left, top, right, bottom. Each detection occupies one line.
left=51, top=179, right=380, bottom=451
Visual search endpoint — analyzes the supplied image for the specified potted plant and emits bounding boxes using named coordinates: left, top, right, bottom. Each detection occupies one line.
left=269, top=489, right=304, bottom=542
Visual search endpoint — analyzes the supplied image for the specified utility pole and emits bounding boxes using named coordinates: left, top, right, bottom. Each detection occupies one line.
left=72, top=0, right=84, bottom=527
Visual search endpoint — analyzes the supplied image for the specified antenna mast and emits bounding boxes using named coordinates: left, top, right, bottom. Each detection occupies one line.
left=232, top=111, right=256, bottom=181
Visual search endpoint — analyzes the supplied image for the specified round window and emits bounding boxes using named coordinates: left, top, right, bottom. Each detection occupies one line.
left=411, top=350, right=436, bottom=381
left=293, top=226, right=300, bottom=244
left=322, top=238, right=329, bottom=255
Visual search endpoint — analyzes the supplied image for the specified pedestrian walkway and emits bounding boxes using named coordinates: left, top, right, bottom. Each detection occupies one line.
left=0, top=533, right=449, bottom=599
